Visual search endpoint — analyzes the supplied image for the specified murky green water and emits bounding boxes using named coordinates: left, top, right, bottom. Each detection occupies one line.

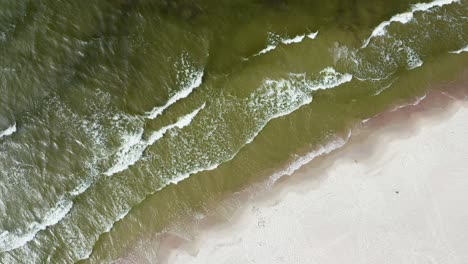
left=0, top=0, right=467, bottom=262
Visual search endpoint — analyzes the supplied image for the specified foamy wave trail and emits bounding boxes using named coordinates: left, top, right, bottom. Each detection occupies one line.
left=268, top=131, right=352, bottom=186
left=363, top=94, right=429, bottom=124
left=362, top=0, right=460, bottom=48
left=0, top=123, right=16, bottom=139
left=281, top=34, right=305, bottom=45
left=105, top=103, right=206, bottom=176
left=391, top=94, right=427, bottom=112
left=450, top=45, right=468, bottom=54
left=146, top=70, right=204, bottom=119
left=147, top=103, right=205, bottom=145
left=102, top=209, right=131, bottom=234
left=247, top=68, right=352, bottom=143
left=254, top=31, right=319, bottom=56
left=255, top=44, right=277, bottom=56
left=165, top=163, right=220, bottom=187
left=282, top=31, right=319, bottom=45
left=70, top=180, right=94, bottom=196
left=254, top=33, right=281, bottom=56
left=104, top=128, right=145, bottom=176
left=309, top=67, right=353, bottom=90
left=0, top=198, right=73, bottom=252
left=374, top=78, right=398, bottom=96
left=307, top=31, right=319, bottom=40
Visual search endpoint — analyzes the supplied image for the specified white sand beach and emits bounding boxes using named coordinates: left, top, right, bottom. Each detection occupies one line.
left=164, top=89, right=468, bottom=264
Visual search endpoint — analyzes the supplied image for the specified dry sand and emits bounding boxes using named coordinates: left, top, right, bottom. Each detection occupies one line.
left=164, top=89, right=468, bottom=264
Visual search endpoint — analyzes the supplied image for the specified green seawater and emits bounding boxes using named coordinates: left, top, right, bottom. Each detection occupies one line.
left=0, top=0, right=467, bottom=262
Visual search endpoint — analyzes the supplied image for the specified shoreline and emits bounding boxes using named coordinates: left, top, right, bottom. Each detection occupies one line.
left=119, top=76, right=468, bottom=263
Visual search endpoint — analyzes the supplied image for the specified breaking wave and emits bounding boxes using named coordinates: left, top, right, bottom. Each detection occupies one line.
left=255, top=31, right=319, bottom=56
left=0, top=198, right=73, bottom=252
left=450, top=45, right=468, bottom=54
left=362, top=0, right=460, bottom=48
left=0, top=123, right=16, bottom=140
left=146, top=54, right=204, bottom=120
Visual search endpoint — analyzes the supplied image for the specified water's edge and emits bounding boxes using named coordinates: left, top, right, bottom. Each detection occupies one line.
left=118, top=71, right=468, bottom=263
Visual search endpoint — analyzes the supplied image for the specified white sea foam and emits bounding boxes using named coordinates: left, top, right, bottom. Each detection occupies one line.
left=309, top=67, right=353, bottom=90
left=406, top=47, right=424, bottom=70
left=282, top=31, right=318, bottom=44
left=354, top=71, right=395, bottom=82
left=307, top=31, right=319, bottom=39
left=103, top=209, right=131, bottom=233
left=381, top=94, right=427, bottom=117
left=449, top=45, right=468, bottom=54
left=247, top=68, right=352, bottom=144
left=307, top=31, right=318, bottom=39
left=69, top=180, right=93, bottom=196
left=105, top=103, right=206, bottom=177
left=0, top=123, right=16, bottom=139
left=281, top=34, right=305, bottom=45
left=146, top=71, right=204, bottom=120
left=362, top=0, right=460, bottom=48
left=0, top=198, right=73, bottom=252
left=147, top=103, right=205, bottom=145
left=255, top=45, right=278, bottom=56
left=374, top=78, right=398, bottom=96
left=268, top=131, right=352, bottom=186
left=362, top=93, right=428, bottom=124
left=166, top=163, right=220, bottom=186
left=254, top=31, right=319, bottom=56
left=362, top=118, right=371, bottom=124
left=104, top=128, right=145, bottom=176
left=393, top=94, right=427, bottom=112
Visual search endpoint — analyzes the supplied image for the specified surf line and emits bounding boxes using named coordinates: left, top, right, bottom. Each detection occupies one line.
left=268, top=131, right=351, bottom=186
left=254, top=31, right=319, bottom=57
left=145, top=70, right=204, bottom=120
left=361, top=0, right=460, bottom=48
left=449, top=45, right=468, bottom=54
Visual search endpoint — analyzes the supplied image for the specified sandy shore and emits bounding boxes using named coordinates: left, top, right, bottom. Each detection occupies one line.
left=159, top=86, right=468, bottom=264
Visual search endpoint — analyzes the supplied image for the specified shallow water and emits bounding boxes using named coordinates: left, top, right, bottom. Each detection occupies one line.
left=0, top=0, right=467, bottom=262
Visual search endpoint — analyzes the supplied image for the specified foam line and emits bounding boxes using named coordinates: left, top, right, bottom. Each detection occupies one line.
left=254, top=31, right=319, bottom=57
left=268, top=131, right=351, bottom=186
left=255, top=45, right=278, bottom=56
left=281, top=34, right=305, bottom=45
left=146, top=71, right=204, bottom=120
left=307, top=31, right=319, bottom=39
left=449, top=45, right=468, bottom=54
left=362, top=0, right=459, bottom=48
